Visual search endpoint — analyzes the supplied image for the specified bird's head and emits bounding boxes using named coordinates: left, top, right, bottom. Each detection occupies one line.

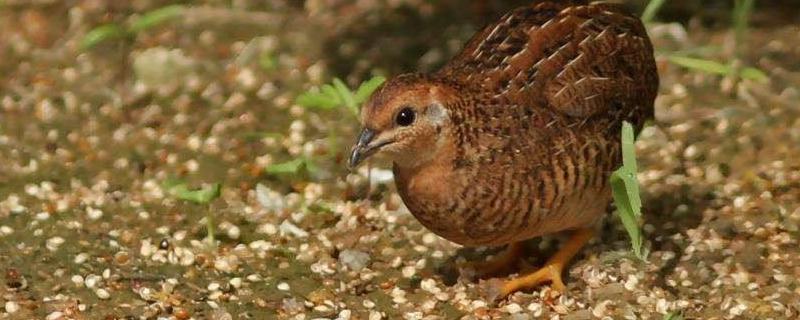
left=348, top=74, right=455, bottom=169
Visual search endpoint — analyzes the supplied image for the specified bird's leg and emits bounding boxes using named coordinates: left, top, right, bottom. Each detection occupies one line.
left=459, top=242, right=524, bottom=280
left=483, top=228, right=594, bottom=301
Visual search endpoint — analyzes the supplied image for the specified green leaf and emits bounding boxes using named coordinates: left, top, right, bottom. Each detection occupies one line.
left=733, top=0, right=755, bottom=53
left=258, top=52, right=278, bottom=71
left=354, top=76, right=386, bottom=104
left=668, top=55, right=768, bottom=82
left=620, top=121, right=637, bottom=173
left=641, top=0, right=667, bottom=24
left=81, top=24, right=128, bottom=50
left=667, top=56, right=730, bottom=75
left=297, top=76, right=386, bottom=115
left=611, top=176, right=645, bottom=259
left=740, top=67, right=769, bottom=82
left=663, top=311, right=684, bottom=320
left=129, top=5, right=185, bottom=33
left=332, top=78, right=356, bottom=110
left=610, top=121, right=646, bottom=260
left=265, top=158, right=308, bottom=176
left=163, top=179, right=222, bottom=204
left=296, top=88, right=340, bottom=110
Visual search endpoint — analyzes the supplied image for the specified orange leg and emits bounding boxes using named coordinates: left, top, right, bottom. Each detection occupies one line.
left=459, top=242, right=524, bottom=280
left=483, top=228, right=594, bottom=301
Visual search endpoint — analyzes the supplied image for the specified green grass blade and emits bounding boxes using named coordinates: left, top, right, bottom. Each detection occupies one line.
left=733, top=0, right=755, bottom=54
left=620, top=122, right=637, bottom=173
left=668, top=55, right=768, bottom=82
left=163, top=179, right=221, bottom=204
left=611, top=171, right=644, bottom=258
left=296, top=90, right=339, bottom=110
left=619, top=122, right=642, bottom=216
left=667, top=56, right=730, bottom=75
left=80, top=24, right=127, bottom=50
left=354, top=75, right=386, bottom=104
left=332, top=78, right=356, bottom=110
left=129, top=4, right=185, bottom=33
left=321, top=84, right=341, bottom=103
left=611, top=121, right=646, bottom=260
left=265, top=158, right=308, bottom=175
left=298, top=76, right=388, bottom=116
left=663, top=311, right=684, bottom=320
left=641, top=0, right=667, bottom=24
left=258, top=52, right=277, bottom=71
left=740, top=67, right=769, bottom=82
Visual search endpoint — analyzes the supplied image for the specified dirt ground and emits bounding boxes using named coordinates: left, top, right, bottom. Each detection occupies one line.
left=1, top=1, right=799, bottom=319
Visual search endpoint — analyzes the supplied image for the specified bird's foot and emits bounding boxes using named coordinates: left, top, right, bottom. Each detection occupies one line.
left=479, top=228, right=594, bottom=301
left=458, top=242, right=523, bottom=281
left=480, top=262, right=566, bottom=301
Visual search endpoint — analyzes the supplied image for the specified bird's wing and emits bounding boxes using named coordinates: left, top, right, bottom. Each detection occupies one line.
left=438, top=2, right=657, bottom=122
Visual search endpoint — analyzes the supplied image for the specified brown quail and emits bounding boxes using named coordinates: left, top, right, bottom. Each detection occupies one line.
left=349, top=0, right=658, bottom=299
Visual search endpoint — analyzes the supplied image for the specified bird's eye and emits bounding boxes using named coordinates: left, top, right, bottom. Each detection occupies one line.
left=395, top=107, right=415, bottom=126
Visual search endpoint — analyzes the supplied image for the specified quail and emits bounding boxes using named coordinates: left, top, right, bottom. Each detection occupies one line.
left=349, top=0, right=658, bottom=299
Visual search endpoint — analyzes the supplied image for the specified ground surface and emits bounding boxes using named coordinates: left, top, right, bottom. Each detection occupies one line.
left=1, top=1, right=799, bottom=319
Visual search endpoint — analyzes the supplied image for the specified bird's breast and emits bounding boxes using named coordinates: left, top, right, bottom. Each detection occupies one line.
left=393, top=160, right=473, bottom=242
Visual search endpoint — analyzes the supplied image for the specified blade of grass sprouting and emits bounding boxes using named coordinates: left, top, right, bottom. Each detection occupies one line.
left=354, top=76, right=386, bottom=104
left=298, top=76, right=388, bottom=114
left=611, top=171, right=645, bottom=258
left=163, top=180, right=222, bottom=204
left=321, top=84, right=342, bottom=103
left=297, top=90, right=338, bottom=110
left=620, top=122, right=637, bottom=173
left=242, top=131, right=283, bottom=141
left=641, top=0, right=667, bottom=24
left=620, top=122, right=641, bottom=216
left=611, top=121, right=646, bottom=260
left=663, top=312, right=684, bottom=320
left=265, top=158, right=308, bottom=175
left=259, top=52, right=277, bottom=70
left=740, top=67, right=769, bottom=82
left=733, top=0, right=755, bottom=54
left=657, top=45, right=722, bottom=57
left=668, top=55, right=768, bottom=82
left=80, top=24, right=127, bottom=50
left=667, top=56, right=730, bottom=75
left=332, top=78, right=356, bottom=111
left=129, top=4, right=185, bottom=33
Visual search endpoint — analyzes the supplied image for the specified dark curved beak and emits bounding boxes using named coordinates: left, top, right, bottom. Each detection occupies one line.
left=348, top=128, right=376, bottom=169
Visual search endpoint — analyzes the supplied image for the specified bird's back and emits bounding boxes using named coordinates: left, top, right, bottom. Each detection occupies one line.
left=438, top=0, right=657, bottom=127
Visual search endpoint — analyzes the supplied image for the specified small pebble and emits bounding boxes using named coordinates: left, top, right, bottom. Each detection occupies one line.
left=0, top=225, right=14, bottom=235
left=45, top=236, right=65, bottom=251
left=95, top=288, right=111, bottom=299
left=226, top=225, right=241, bottom=239
left=229, top=277, right=242, bottom=289
left=86, top=207, right=103, bottom=220
left=84, top=274, right=101, bottom=289
left=159, top=239, right=170, bottom=250
left=504, top=303, right=523, bottom=314
left=46, top=312, right=64, bottom=320
left=73, top=253, right=89, bottom=264
left=277, top=282, right=290, bottom=291
left=4, top=301, right=20, bottom=313
left=338, top=249, right=371, bottom=271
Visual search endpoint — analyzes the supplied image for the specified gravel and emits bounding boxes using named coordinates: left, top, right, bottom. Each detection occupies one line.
left=1, top=1, right=799, bottom=319
left=339, top=249, right=372, bottom=272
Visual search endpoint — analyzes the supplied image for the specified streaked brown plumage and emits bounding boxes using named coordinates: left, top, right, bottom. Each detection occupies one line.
left=349, top=0, right=658, bottom=298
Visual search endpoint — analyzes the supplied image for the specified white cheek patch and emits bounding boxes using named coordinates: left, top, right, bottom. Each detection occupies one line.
left=426, top=103, right=449, bottom=126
